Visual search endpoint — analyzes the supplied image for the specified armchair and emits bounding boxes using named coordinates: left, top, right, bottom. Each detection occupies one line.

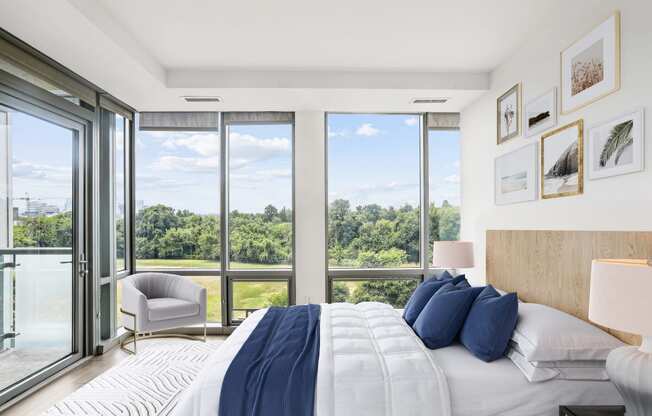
left=120, top=272, right=207, bottom=354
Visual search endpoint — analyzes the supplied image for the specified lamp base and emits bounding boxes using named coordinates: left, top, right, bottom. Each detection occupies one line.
left=606, top=338, right=652, bottom=416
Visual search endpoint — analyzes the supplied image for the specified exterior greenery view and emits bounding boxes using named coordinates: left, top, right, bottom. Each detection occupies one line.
left=13, top=198, right=459, bottom=316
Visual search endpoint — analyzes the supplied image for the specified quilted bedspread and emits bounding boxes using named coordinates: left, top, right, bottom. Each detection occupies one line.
left=173, top=302, right=451, bottom=416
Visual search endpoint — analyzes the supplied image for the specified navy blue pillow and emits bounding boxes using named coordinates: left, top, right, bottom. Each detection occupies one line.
left=459, top=285, right=519, bottom=362
left=403, top=274, right=466, bottom=325
left=412, top=285, right=482, bottom=349
left=455, top=279, right=471, bottom=289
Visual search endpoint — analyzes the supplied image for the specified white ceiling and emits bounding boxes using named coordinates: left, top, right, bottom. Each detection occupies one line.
left=0, top=0, right=564, bottom=111
left=96, top=0, right=558, bottom=72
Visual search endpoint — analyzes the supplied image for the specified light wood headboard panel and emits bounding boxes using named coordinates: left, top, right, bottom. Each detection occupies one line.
left=486, top=230, right=652, bottom=346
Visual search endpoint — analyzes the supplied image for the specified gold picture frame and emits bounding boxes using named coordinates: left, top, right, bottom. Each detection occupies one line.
left=540, top=120, right=584, bottom=199
left=560, top=11, right=621, bottom=115
left=497, top=83, right=522, bottom=144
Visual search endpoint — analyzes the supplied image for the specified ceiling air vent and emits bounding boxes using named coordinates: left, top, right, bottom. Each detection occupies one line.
left=411, top=97, right=449, bottom=104
left=182, top=96, right=222, bottom=103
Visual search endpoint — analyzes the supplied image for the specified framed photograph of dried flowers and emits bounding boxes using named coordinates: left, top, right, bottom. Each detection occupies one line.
left=561, top=12, right=620, bottom=114
left=497, top=83, right=521, bottom=144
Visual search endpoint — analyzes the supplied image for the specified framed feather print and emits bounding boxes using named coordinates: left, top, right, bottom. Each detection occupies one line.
left=587, top=108, right=645, bottom=180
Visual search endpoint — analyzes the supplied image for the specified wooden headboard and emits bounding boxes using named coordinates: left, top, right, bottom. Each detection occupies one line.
left=486, top=230, right=652, bottom=346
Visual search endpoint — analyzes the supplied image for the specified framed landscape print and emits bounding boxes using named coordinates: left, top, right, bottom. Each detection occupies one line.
left=587, top=108, right=645, bottom=180
left=525, top=88, right=557, bottom=137
left=561, top=12, right=621, bottom=114
left=541, top=120, right=584, bottom=199
left=495, top=142, right=538, bottom=205
left=497, top=83, right=521, bottom=144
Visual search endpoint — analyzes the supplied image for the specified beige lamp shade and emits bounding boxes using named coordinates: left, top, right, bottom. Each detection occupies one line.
left=433, top=241, right=474, bottom=268
left=589, top=259, right=652, bottom=336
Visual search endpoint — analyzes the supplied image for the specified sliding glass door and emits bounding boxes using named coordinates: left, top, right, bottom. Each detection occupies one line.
left=0, top=93, right=86, bottom=403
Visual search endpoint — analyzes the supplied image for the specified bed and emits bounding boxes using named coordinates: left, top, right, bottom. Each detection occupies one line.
left=173, top=229, right=646, bottom=416
left=174, top=304, right=622, bottom=416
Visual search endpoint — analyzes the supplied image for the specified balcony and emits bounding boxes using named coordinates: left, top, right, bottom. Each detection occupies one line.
left=0, top=248, right=73, bottom=392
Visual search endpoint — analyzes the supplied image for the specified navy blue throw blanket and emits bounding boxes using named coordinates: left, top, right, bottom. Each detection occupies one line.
left=219, top=304, right=321, bottom=416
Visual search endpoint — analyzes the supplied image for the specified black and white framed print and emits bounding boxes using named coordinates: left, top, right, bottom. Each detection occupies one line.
left=497, top=83, right=521, bottom=144
left=525, top=88, right=557, bottom=137
left=495, top=142, right=538, bottom=205
left=587, top=108, right=645, bottom=180
left=541, top=120, right=584, bottom=199
left=561, top=12, right=620, bottom=114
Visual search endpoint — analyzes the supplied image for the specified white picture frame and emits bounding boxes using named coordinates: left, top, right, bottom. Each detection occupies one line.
left=587, top=108, right=645, bottom=180
left=524, top=88, right=557, bottom=137
left=561, top=12, right=621, bottom=114
left=495, top=142, right=538, bottom=205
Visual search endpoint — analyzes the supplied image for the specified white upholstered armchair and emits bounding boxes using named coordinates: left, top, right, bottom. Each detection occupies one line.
left=120, top=273, right=207, bottom=353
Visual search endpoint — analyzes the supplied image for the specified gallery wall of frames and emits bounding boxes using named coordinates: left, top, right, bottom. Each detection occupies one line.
left=460, top=5, right=652, bottom=284
left=494, top=12, right=642, bottom=205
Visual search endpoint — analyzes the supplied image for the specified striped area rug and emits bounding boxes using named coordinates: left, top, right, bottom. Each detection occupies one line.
left=44, top=339, right=219, bottom=416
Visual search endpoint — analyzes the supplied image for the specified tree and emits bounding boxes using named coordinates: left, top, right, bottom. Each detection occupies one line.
left=263, top=204, right=278, bottom=222
left=351, top=280, right=418, bottom=308
left=332, top=282, right=350, bottom=302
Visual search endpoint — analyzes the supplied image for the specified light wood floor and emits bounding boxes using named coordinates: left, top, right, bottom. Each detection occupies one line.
left=1, top=336, right=227, bottom=416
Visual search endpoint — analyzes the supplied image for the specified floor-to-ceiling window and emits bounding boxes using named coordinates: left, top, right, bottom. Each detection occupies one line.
left=224, top=115, right=293, bottom=324
left=134, top=112, right=294, bottom=326
left=135, top=114, right=222, bottom=322
left=326, top=113, right=460, bottom=306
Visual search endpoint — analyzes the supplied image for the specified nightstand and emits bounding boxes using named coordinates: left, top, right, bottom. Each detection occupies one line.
left=559, top=406, right=626, bottom=416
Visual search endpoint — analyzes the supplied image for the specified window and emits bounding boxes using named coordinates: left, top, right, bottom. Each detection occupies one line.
left=135, top=130, right=220, bottom=270
left=224, top=115, right=293, bottom=324
left=134, top=112, right=294, bottom=325
left=227, top=123, right=292, bottom=269
left=114, top=114, right=128, bottom=272
left=327, top=114, right=421, bottom=269
left=428, top=129, right=461, bottom=262
left=231, top=280, right=289, bottom=322
left=331, top=278, right=419, bottom=308
left=327, top=113, right=460, bottom=305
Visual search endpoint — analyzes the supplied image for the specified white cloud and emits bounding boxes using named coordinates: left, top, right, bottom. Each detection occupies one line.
left=356, top=123, right=381, bottom=137
left=151, top=155, right=218, bottom=173
left=444, top=174, right=460, bottom=184
left=328, top=128, right=349, bottom=138
left=12, top=160, right=71, bottom=183
left=452, top=160, right=460, bottom=168
left=161, top=133, right=220, bottom=156
left=404, top=117, right=419, bottom=126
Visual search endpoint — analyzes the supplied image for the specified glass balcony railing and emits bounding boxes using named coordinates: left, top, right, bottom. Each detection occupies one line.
left=0, top=247, right=74, bottom=392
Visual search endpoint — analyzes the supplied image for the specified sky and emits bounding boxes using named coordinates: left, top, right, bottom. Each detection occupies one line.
left=3, top=111, right=460, bottom=218
left=2, top=110, right=74, bottom=215
left=328, top=113, right=460, bottom=209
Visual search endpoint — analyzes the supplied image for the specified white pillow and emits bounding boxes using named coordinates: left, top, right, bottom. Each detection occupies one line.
left=511, top=303, right=623, bottom=361
left=509, top=342, right=607, bottom=368
left=506, top=348, right=610, bottom=383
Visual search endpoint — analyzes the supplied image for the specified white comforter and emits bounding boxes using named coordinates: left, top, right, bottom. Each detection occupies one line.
left=173, top=302, right=451, bottom=416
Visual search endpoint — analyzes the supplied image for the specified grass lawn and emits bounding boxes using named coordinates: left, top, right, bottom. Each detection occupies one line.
left=136, top=258, right=290, bottom=269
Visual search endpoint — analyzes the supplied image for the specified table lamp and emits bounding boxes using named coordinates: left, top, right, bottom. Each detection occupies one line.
left=589, top=259, right=652, bottom=416
left=432, top=241, right=474, bottom=274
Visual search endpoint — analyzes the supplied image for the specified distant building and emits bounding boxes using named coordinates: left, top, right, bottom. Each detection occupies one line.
left=23, top=200, right=60, bottom=217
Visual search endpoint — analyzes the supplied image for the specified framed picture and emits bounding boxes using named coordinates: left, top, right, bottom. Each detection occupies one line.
left=525, top=88, right=557, bottom=137
left=561, top=12, right=621, bottom=114
left=587, top=108, right=645, bottom=180
left=495, top=142, right=538, bottom=205
left=497, top=83, right=521, bottom=144
left=541, top=120, right=584, bottom=199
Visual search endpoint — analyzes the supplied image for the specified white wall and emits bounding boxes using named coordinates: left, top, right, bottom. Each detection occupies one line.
left=460, top=1, right=652, bottom=284
left=294, top=112, right=327, bottom=303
